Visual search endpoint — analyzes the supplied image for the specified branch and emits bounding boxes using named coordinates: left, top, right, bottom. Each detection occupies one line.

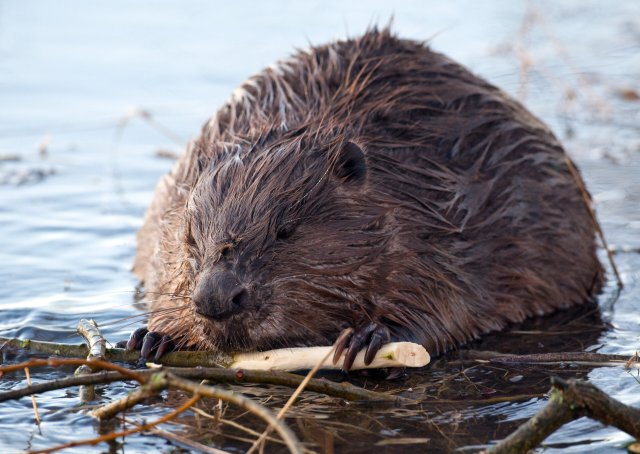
left=469, top=350, right=639, bottom=368
left=0, top=335, right=232, bottom=367
left=0, top=365, right=402, bottom=404
left=486, top=377, right=640, bottom=453
left=76, top=319, right=108, bottom=401
left=76, top=319, right=106, bottom=360
left=0, top=370, right=124, bottom=403
left=0, top=335, right=429, bottom=371
left=0, top=336, right=92, bottom=358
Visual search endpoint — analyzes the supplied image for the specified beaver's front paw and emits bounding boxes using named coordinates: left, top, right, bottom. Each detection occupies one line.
left=116, top=327, right=175, bottom=363
left=333, top=322, right=391, bottom=371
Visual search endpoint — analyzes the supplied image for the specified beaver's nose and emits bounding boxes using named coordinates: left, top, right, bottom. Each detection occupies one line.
left=192, top=270, right=249, bottom=320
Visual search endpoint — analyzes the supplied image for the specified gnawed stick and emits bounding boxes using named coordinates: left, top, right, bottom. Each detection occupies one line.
left=486, top=377, right=640, bottom=454
left=232, top=342, right=430, bottom=371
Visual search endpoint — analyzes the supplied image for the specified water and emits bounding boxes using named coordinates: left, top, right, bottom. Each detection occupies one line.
left=1, top=1, right=639, bottom=452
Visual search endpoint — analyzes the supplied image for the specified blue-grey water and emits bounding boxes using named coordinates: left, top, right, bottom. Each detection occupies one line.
left=1, top=1, right=639, bottom=453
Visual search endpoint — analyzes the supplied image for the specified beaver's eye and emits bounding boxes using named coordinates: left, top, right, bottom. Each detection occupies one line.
left=277, top=224, right=295, bottom=241
left=220, top=245, right=231, bottom=258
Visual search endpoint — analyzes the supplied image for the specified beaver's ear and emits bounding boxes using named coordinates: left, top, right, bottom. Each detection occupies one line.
left=334, top=141, right=367, bottom=185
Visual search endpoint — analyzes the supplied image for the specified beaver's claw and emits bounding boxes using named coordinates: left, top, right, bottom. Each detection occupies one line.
left=116, top=327, right=175, bottom=363
left=332, top=322, right=391, bottom=371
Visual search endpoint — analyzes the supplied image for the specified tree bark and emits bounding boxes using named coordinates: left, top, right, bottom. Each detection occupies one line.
left=487, top=377, right=640, bottom=454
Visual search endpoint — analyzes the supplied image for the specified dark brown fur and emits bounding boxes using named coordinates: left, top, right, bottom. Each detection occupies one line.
left=134, top=29, right=604, bottom=356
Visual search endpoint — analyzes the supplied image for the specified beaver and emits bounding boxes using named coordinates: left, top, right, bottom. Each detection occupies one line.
left=128, top=28, right=604, bottom=369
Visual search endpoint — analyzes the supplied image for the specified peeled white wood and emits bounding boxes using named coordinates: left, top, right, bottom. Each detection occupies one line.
left=231, top=342, right=430, bottom=371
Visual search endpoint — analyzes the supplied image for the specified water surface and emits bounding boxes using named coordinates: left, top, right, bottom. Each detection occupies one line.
left=1, top=1, right=639, bottom=452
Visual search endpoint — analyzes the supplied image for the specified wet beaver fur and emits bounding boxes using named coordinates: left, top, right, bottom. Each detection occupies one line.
left=131, top=28, right=604, bottom=368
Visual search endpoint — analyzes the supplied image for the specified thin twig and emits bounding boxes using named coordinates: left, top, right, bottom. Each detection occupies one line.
left=116, top=107, right=185, bottom=145
left=515, top=7, right=535, bottom=101
left=0, top=358, right=145, bottom=383
left=468, top=350, right=638, bottom=367
left=24, top=367, right=41, bottom=425
left=564, top=155, right=623, bottom=288
left=423, top=393, right=545, bottom=405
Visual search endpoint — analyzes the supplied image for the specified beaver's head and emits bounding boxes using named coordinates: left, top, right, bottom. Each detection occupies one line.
left=180, top=135, right=393, bottom=352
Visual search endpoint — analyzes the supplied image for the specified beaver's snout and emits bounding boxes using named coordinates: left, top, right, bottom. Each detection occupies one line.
left=192, top=269, right=249, bottom=320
